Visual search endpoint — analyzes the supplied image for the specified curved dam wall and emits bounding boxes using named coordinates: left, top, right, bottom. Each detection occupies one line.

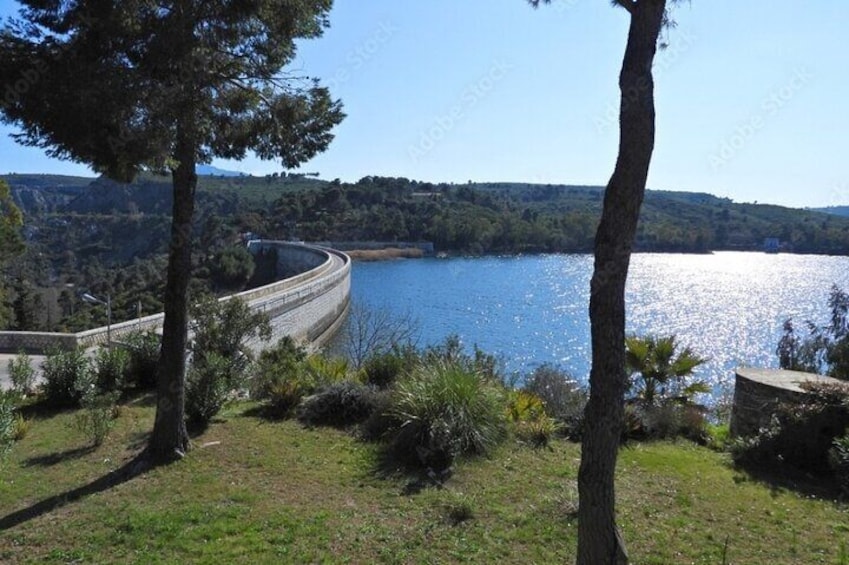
left=0, top=242, right=351, bottom=354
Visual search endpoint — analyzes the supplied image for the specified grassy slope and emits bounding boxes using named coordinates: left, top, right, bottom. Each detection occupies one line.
left=1, top=402, right=848, bottom=564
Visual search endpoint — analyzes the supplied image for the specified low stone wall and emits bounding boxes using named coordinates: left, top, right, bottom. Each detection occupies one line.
left=0, top=242, right=351, bottom=354
left=729, top=368, right=846, bottom=437
left=0, top=332, right=78, bottom=354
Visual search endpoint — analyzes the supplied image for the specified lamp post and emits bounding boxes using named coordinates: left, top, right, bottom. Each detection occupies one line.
left=82, top=292, right=112, bottom=344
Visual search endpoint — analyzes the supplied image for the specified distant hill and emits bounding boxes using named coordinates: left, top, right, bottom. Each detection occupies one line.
left=814, top=206, right=849, bottom=218
left=5, top=173, right=849, bottom=262
left=2, top=172, right=327, bottom=216
left=197, top=165, right=246, bottom=177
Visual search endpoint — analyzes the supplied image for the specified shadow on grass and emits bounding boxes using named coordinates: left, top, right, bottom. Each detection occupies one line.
left=0, top=452, right=155, bottom=532
left=126, top=430, right=151, bottom=452
left=17, top=398, right=72, bottom=421
left=731, top=459, right=841, bottom=500
left=370, top=443, right=454, bottom=496
left=21, top=445, right=97, bottom=468
left=239, top=404, right=294, bottom=422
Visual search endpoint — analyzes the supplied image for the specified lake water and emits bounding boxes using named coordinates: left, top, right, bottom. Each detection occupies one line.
left=348, top=252, right=849, bottom=393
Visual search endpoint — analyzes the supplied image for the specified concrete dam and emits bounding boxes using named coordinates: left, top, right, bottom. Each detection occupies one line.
left=0, top=241, right=351, bottom=354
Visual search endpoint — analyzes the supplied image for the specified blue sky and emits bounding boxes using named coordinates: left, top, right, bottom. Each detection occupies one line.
left=1, top=1, right=847, bottom=208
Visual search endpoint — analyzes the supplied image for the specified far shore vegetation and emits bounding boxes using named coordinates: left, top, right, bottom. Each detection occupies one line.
left=5, top=173, right=849, bottom=334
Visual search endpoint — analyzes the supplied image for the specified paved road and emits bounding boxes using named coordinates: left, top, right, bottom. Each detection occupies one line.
left=0, top=353, right=46, bottom=391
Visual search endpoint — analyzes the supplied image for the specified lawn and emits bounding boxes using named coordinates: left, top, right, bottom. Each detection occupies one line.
left=1, top=398, right=847, bottom=564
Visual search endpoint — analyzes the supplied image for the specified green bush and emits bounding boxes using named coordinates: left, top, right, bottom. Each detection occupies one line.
left=122, top=331, right=161, bottom=389
left=251, top=338, right=310, bottom=417
left=297, top=380, right=381, bottom=428
left=505, top=390, right=559, bottom=448
left=387, top=359, right=508, bottom=470
left=0, top=391, right=17, bottom=460
left=185, top=296, right=271, bottom=426
left=777, top=286, right=849, bottom=379
left=186, top=352, right=242, bottom=427
left=359, top=390, right=397, bottom=442
left=41, top=348, right=94, bottom=408
left=361, top=349, right=416, bottom=389
left=829, top=433, right=849, bottom=497
left=523, top=365, right=587, bottom=440
left=94, top=347, right=129, bottom=393
left=623, top=401, right=708, bottom=443
left=303, top=355, right=350, bottom=385
left=731, top=383, right=849, bottom=473
left=7, top=351, right=36, bottom=395
left=75, top=390, right=120, bottom=446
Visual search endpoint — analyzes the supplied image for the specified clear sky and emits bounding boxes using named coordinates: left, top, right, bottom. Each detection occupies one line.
left=1, top=1, right=847, bottom=208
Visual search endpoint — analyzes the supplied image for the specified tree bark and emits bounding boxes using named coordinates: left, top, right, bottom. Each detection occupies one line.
left=148, top=128, right=196, bottom=462
left=577, top=2, right=666, bottom=564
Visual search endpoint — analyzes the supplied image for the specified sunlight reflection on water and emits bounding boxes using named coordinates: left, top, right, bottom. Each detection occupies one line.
left=350, top=252, right=849, bottom=394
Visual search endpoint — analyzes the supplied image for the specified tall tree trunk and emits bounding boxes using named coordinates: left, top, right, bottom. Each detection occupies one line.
left=577, top=2, right=666, bottom=564
left=148, top=128, right=196, bottom=462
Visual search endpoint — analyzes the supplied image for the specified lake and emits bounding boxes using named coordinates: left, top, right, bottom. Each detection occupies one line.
left=348, top=252, right=849, bottom=392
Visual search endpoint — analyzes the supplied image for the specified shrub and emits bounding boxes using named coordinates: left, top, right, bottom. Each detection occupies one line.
left=185, top=296, right=271, bottom=425
left=506, top=390, right=546, bottom=423
left=523, top=364, right=587, bottom=440
left=186, top=352, right=242, bottom=427
left=777, top=286, right=849, bottom=379
left=75, top=390, right=120, bottom=447
left=122, top=331, right=161, bottom=389
left=7, top=351, right=35, bottom=395
left=387, top=359, right=507, bottom=470
left=251, top=338, right=310, bottom=417
left=297, top=380, right=381, bottom=428
left=0, top=391, right=17, bottom=459
left=829, top=433, right=849, bottom=497
left=359, top=390, right=397, bottom=442
left=94, top=347, right=129, bottom=393
left=731, top=383, right=849, bottom=473
left=12, top=413, right=30, bottom=441
left=189, top=295, right=271, bottom=361
left=361, top=348, right=416, bottom=389
left=303, top=355, right=350, bottom=385
left=41, top=348, right=94, bottom=408
left=623, top=401, right=708, bottom=443
left=505, top=390, right=559, bottom=448
left=514, top=417, right=560, bottom=448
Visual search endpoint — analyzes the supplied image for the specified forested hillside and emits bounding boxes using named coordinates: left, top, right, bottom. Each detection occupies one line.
left=3, top=172, right=849, bottom=332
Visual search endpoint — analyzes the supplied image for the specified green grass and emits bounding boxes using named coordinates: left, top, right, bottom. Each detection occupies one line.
left=1, top=400, right=848, bottom=564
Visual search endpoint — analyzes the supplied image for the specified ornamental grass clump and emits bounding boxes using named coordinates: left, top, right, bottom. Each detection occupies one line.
left=505, top=390, right=559, bottom=448
left=297, top=380, right=381, bottom=428
left=387, top=359, right=507, bottom=471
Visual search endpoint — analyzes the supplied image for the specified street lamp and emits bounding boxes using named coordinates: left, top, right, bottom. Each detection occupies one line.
left=82, top=292, right=112, bottom=344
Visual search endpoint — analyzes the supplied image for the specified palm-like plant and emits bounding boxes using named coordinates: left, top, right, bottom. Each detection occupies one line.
left=625, top=335, right=707, bottom=405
